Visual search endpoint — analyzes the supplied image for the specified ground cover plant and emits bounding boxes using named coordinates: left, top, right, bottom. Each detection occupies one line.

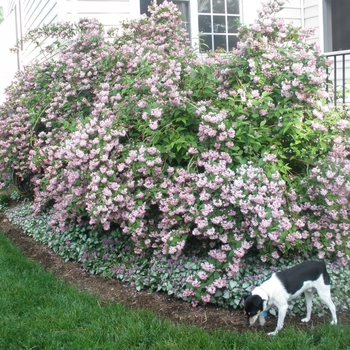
left=5, top=200, right=350, bottom=316
left=1, top=0, right=350, bottom=310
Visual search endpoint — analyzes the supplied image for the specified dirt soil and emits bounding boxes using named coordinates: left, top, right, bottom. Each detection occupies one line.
left=0, top=209, right=349, bottom=334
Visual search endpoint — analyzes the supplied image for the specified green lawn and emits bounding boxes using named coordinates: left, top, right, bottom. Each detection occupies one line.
left=0, top=231, right=349, bottom=350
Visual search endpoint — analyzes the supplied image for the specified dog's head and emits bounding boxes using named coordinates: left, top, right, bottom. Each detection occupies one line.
left=243, top=294, right=264, bottom=326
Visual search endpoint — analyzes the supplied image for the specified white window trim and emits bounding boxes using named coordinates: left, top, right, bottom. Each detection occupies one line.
left=322, top=0, right=332, bottom=53
left=189, top=0, right=200, bottom=51
left=130, top=0, right=141, bottom=19
left=321, top=0, right=350, bottom=53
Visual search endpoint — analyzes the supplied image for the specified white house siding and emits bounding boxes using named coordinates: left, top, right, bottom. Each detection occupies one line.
left=5, top=0, right=16, bottom=16
left=303, top=0, right=320, bottom=48
left=9, top=0, right=141, bottom=66
left=21, top=0, right=59, bottom=64
left=280, top=0, right=302, bottom=27
left=0, top=9, right=19, bottom=104
left=242, top=0, right=301, bottom=26
left=0, top=0, right=140, bottom=103
left=241, top=0, right=263, bottom=25
left=62, top=0, right=139, bottom=32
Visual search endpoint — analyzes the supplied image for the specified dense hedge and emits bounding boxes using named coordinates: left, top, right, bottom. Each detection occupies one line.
left=1, top=0, right=350, bottom=306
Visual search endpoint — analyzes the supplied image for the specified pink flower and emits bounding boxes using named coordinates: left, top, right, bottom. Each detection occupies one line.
left=271, top=250, right=280, bottom=259
left=201, top=262, right=215, bottom=272
left=191, top=300, right=199, bottom=308
left=213, top=277, right=227, bottom=288
left=206, top=284, right=216, bottom=295
left=291, top=62, right=303, bottom=76
left=191, top=279, right=201, bottom=288
left=201, top=294, right=211, bottom=303
left=151, top=108, right=163, bottom=118
left=75, top=149, right=85, bottom=158
left=198, top=271, right=208, bottom=280
left=149, top=120, right=158, bottom=130
left=182, top=289, right=195, bottom=298
left=208, top=249, right=227, bottom=263
left=263, top=153, right=277, bottom=163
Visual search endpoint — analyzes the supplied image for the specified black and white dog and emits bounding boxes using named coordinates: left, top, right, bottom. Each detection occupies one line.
left=243, top=261, right=337, bottom=335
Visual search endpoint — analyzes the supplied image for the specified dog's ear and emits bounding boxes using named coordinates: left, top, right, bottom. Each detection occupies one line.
left=251, top=295, right=263, bottom=307
left=241, top=294, right=251, bottom=304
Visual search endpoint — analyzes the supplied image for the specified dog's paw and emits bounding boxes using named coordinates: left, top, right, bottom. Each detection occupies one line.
left=331, top=320, right=337, bottom=325
left=301, top=317, right=310, bottom=323
left=267, top=330, right=278, bottom=336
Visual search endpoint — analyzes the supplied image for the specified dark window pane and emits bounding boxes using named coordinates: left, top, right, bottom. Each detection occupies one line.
left=228, top=35, right=239, bottom=50
left=140, top=0, right=165, bottom=15
left=227, top=0, right=239, bottom=14
left=199, top=15, right=212, bottom=33
left=227, top=16, right=239, bottom=33
left=331, top=0, right=350, bottom=50
left=200, top=34, right=213, bottom=51
left=213, top=16, right=226, bottom=33
left=140, top=0, right=152, bottom=15
left=214, top=35, right=227, bottom=51
left=213, top=0, right=225, bottom=13
left=173, top=1, right=190, bottom=33
left=197, top=0, right=240, bottom=52
left=198, top=0, right=211, bottom=13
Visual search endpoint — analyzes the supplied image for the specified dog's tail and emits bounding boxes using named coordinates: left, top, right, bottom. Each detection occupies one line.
left=321, top=261, right=331, bottom=285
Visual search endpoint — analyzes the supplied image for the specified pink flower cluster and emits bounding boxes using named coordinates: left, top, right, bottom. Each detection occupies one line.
left=218, top=0, right=329, bottom=112
left=299, top=136, right=350, bottom=265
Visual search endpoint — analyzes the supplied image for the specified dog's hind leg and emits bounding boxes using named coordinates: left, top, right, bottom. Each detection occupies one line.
left=301, top=289, right=314, bottom=323
left=318, top=286, right=337, bottom=325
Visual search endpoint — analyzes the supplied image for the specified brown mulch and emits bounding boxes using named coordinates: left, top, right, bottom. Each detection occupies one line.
left=0, top=208, right=348, bottom=333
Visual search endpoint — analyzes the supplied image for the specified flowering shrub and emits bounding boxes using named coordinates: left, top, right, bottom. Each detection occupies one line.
left=1, top=0, right=350, bottom=306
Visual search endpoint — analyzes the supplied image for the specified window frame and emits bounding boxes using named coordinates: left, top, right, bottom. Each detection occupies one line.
left=323, top=0, right=350, bottom=53
left=196, top=0, right=241, bottom=52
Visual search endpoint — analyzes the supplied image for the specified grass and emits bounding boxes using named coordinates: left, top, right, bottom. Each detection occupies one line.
left=0, top=232, right=349, bottom=350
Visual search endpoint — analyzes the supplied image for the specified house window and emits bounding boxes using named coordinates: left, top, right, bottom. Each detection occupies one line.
left=140, top=0, right=190, bottom=33
left=140, top=0, right=153, bottom=15
left=323, top=0, right=350, bottom=52
left=140, top=0, right=240, bottom=52
left=198, top=0, right=240, bottom=52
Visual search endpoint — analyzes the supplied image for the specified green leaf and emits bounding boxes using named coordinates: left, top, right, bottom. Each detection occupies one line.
left=223, top=290, right=231, bottom=299
left=242, top=282, right=250, bottom=289
left=229, top=280, right=238, bottom=288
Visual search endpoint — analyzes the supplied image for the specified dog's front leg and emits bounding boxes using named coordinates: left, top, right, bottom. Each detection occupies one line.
left=268, top=304, right=288, bottom=336
left=259, top=312, right=266, bottom=326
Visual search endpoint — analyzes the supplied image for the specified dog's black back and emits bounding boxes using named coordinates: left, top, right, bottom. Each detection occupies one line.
left=276, top=261, right=330, bottom=295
